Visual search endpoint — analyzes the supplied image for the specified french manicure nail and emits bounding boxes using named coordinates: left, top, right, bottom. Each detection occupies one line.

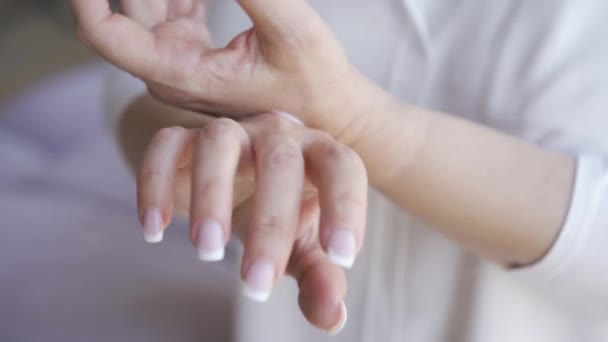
left=327, top=229, right=357, bottom=269
left=328, top=301, right=348, bottom=335
left=242, top=260, right=275, bottom=302
left=197, top=221, right=225, bottom=262
left=142, top=208, right=163, bottom=243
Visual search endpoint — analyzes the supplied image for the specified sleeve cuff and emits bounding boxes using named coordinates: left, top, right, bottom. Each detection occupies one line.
left=510, top=155, right=605, bottom=287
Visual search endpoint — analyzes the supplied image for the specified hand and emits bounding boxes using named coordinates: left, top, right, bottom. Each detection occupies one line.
left=137, top=112, right=368, bottom=333
left=70, top=0, right=372, bottom=136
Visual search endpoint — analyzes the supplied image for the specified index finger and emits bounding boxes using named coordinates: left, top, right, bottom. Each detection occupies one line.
left=70, top=0, right=160, bottom=78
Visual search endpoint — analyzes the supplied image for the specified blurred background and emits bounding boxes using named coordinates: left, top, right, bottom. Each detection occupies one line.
left=0, top=2, right=237, bottom=341
left=0, top=0, right=93, bottom=102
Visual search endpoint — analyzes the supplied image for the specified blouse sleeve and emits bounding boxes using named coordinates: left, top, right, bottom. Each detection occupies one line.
left=475, top=1, right=608, bottom=316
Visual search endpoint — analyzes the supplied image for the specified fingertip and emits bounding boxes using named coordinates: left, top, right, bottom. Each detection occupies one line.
left=296, top=262, right=347, bottom=332
left=241, top=260, right=275, bottom=302
left=327, top=301, right=348, bottom=335
left=198, top=248, right=225, bottom=262
left=241, top=284, right=272, bottom=303
left=143, top=230, right=164, bottom=244
left=195, top=221, right=226, bottom=262
left=142, top=208, right=164, bottom=244
left=327, top=251, right=355, bottom=270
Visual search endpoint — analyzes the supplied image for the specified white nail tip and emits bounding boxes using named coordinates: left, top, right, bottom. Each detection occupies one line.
left=241, top=284, right=272, bottom=303
left=198, top=248, right=225, bottom=262
left=328, top=302, right=348, bottom=335
left=328, top=250, right=355, bottom=269
left=144, top=231, right=164, bottom=244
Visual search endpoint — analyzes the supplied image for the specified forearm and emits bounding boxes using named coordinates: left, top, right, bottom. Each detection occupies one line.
left=117, top=84, right=575, bottom=266
left=345, top=83, right=575, bottom=266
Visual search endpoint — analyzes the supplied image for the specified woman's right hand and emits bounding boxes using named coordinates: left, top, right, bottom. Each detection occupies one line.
left=70, top=0, right=378, bottom=138
left=137, top=112, right=368, bottom=334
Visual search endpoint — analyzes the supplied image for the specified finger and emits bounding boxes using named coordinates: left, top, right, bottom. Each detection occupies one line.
left=69, top=0, right=113, bottom=30
left=236, top=0, right=323, bottom=47
left=120, top=0, right=168, bottom=28
left=288, top=197, right=348, bottom=335
left=190, top=119, right=247, bottom=262
left=165, top=0, right=207, bottom=21
left=241, top=134, right=305, bottom=302
left=70, top=0, right=160, bottom=78
left=296, top=258, right=348, bottom=335
left=305, top=139, right=368, bottom=269
left=137, top=126, right=192, bottom=243
left=121, top=0, right=207, bottom=28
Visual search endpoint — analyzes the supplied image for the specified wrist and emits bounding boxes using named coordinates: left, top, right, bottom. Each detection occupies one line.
left=303, top=69, right=386, bottom=140
left=335, top=74, right=394, bottom=146
left=328, top=77, right=430, bottom=186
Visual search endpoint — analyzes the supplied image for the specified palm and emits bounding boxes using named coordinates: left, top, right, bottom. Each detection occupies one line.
left=118, top=0, right=266, bottom=115
left=121, top=0, right=212, bottom=69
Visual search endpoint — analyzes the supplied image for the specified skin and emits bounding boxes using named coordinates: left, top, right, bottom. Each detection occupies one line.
left=70, top=0, right=576, bottom=334
left=118, top=95, right=363, bottom=333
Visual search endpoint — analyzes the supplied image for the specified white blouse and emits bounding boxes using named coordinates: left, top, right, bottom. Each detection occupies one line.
left=105, top=0, right=608, bottom=341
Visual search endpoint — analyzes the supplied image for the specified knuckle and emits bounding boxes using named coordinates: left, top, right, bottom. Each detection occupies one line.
left=200, top=118, right=240, bottom=142
left=256, top=112, right=291, bottom=131
left=321, top=143, right=360, bottom=165
left=193, top=180, right=214, bottom=197
left=139, top=165, right=167, bottom=181
left=262, top=140, right=303, bottom=169
left=152, top=126, right=186, bottom=145
left=255, top=216, right=292, bottom=239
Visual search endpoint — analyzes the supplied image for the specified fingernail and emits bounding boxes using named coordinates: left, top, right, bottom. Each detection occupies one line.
left=196, top=221, right=225, bottom=262
left=327, top=301, right=348, bottom=335
left=242, top=260, right=275, bottom=302
left=327, top=229, right=357, bottom=269
left=142, top=208, right=164, bottom=243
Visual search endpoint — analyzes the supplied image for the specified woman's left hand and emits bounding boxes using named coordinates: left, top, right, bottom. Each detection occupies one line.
left=137, top=112, right=368, bottom=333
left=70, top=0, right=379, bottom=138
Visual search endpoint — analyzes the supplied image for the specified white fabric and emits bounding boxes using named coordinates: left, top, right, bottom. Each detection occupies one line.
left=101, top=0, right=608, bottom=341
left=512, top=156, right=608, bottom=317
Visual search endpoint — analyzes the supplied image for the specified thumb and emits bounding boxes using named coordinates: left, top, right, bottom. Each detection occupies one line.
left=237, top=0, right=324, bottom=47
left=287, top=197, right=348, bottom=334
